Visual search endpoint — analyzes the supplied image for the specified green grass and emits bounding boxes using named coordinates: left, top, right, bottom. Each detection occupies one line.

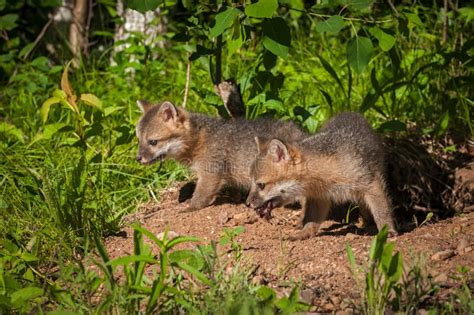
left=1, top=2, right=472, bottom=312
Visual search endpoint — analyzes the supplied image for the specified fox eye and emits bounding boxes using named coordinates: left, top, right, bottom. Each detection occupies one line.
left=148, top=139, right=158, bottom=146
left=256, top=182, right=265, bottom=190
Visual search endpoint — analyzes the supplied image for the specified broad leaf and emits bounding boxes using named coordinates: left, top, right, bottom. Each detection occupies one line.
left=315, top=16, right=344, bottom=34
left=0, top=14, right=18, bottom=31
left=347, top=36, right=373, bottom=73
left=210, top=7, right=241, bottom=38
left=40, top=96, right=61, bottom=123
left=80, top=93, right=103, bottom=110
left=262, top=17, right=291, bottom=58
left=11, top=287, right=43, bottom=307
left=126, top=0, right=161, bottom=13
left=348, top=0, right=372, bottom=10
left=378, top=120, right=406, bottom=133
left=245, top=0, right=278, bottom=18
left=369, top=27, right=395, bottom=51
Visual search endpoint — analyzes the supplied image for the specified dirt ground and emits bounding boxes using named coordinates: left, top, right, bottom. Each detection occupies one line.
left=104, top=182, right=474, bottom=312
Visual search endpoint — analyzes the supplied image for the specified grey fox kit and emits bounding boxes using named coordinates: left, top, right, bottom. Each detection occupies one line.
left=246, top=112, right=397, bottom=240
left=135, top=100, right=305, bottom=211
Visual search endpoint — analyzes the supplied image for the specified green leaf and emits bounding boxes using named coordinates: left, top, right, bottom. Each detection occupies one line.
left=107, top=255, right=157, bottom=267
left=175, top=261, right=211, bottom=285
left=40, top=96, right=61, bottom=123
left=125, top=0, right=161, bottom=13
left=348, top=0, right=372, bottom=10
left=436, top=111, right=450, bottom=136
left=0, top=14, right=18, bottom=31
left=262, top=17, right=291, bottom=59
left=0, top=0, right=5, bottom=11
left=345, top=242, right=357, bottom=271
left=245, top=0, right=278, bottom=18
left=380, top=242, right=394, bottom=273
left=369, top=27, right=395, bottom=52
left=256, top=286, right=276, bottom=302
left=0, top=122, right=25, bottom=143
left=315, top=15, right=344, bottom=34
left=318, top=56, right=344, bottom=93
left=378, top=120, right=406, bottom=133
left=369, top=225, right=388, bottom=263
left=129, top=0, right=162, bottom=13
left=387, top=252, right=403, bottom=281
left=210, top=7, right=241, bottom=38
left=11, top=287, right=43, bottom=307
left=80, top=93, right=103, bottom=110
left=347, top=36, right=373, bottom=73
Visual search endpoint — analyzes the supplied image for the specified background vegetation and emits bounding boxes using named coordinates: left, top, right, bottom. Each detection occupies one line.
left=0, top=0, right=472, bottom=313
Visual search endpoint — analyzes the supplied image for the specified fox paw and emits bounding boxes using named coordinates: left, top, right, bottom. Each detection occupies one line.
left=286, top=223, right=320, bottom=241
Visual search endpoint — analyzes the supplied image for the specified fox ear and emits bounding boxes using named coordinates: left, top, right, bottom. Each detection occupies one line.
left=159, top=101, right=178, bottom=122
left=268, top=139, right=291, bottom=163
left=137, top=100, right=152, bottom=113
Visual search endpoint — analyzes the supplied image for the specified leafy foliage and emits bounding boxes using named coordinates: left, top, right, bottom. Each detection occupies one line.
left=0, top=0, right=472, bottom=312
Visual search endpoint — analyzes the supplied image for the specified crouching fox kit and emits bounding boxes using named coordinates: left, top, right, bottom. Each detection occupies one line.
left=135, top=100, right=305, bottom=211
left=246, top=112, right=397, bottom=240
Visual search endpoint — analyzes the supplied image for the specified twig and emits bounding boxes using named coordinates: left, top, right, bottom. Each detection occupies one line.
left=23, top=16, right=54, bottom=60
left=387, top=0, right=399, bottom=17
left=182, top=58, right=191, bottom=108
left=215, top=34, right=222, bottom=84
left=442, top=0, right=448, bottom=45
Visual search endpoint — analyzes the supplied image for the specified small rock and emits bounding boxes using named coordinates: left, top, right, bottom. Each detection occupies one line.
left=323, top=303, right=334, bottom=311
left=431, top=249, right=455, bottom=261
left=456, top=238, right=470, bottom=253
left=345, top=233, right=356, bottom=240
left=463, top=246, right=472, bottom=254
left=434, top=272, right=448, bottom=283
left=330, top=295, right=341, bottom=306
left=299, top=289, right=315, bottom=305
left=417, top=309, right=429, bottom=315
left=218, top=211, right=231, bottom=225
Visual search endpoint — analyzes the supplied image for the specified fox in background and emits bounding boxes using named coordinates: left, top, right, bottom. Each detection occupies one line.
left=246, top=112, right=398, bottom=240
left=135, top=100, right=305, bottom=212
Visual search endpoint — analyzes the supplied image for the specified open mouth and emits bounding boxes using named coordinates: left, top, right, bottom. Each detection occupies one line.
left=144, top=154, right=165, bottom=165
left=255, top=198, right=278, bottom=219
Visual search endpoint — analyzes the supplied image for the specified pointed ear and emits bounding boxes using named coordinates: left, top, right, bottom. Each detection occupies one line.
left=159, top=101, right=178, bottom=122
left=268, top=139, right=291, bottom=163
left=137, top=100, right=153, bottom=113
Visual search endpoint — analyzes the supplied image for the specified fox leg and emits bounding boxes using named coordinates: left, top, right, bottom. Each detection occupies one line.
left=289, top=198, right=331, bottom=241
left=183, top=174, right=222, bottom=212
left=362, top=179, right=398, bottom=237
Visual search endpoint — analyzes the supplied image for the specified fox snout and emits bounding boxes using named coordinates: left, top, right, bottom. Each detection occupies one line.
left=245, top=193, right=263, bottom=208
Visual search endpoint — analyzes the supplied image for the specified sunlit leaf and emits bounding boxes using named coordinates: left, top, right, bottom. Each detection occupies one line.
left=369, top=27, right=395, bottom=51
left=315, top=15, right=344, bottom=34
left=80, top=93, right=103, bottom=110
left=245, top=0, right=278, bottom=18
left=210, top=7, right=241, bottom=38
left=40, top=96, right=61, bottom=123
left=11, top=287, right=43, bottom=307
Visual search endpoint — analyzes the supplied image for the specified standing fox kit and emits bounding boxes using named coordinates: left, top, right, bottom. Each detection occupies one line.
left=246, top=112, right=397, bottom=240
left=135, top=100, right=305, bottom=211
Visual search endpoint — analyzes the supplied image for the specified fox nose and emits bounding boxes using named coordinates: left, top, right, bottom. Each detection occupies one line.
left=136, top=155, right=142, bottom=162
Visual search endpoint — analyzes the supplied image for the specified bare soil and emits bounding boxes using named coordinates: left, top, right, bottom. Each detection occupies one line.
left=105, top=181, right=474, bottom=312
